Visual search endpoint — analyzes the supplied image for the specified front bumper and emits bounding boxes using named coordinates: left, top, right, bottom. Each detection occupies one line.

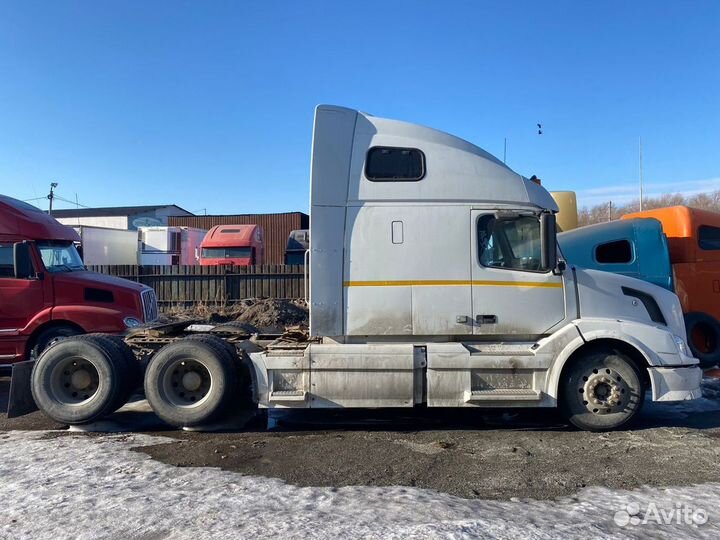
left=648, top=365, right=703, bottom=402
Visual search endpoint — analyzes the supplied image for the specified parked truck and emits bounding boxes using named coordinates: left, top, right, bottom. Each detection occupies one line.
left=139, top=226, right=206, bottom=265
left=284, top=229, right=309, bottom=265
left=11, top=106, right=702, bottom=431
left=559, top=206, right=720, bottom=368
left=73, top=225, right=139, bottom=265
left=199, top=224, right=265, bottom=266
left=0, top=195, right=159, bottom=366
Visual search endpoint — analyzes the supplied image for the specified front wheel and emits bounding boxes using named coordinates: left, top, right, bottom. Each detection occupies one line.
left=30, top=325, right=82, bottom=359
left=31, top=336, right=127, bottom=424
left=560, top=348, right=645, bottom=431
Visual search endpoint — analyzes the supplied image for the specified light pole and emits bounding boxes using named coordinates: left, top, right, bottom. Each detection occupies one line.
left=48, top=182, right=58, bottom=215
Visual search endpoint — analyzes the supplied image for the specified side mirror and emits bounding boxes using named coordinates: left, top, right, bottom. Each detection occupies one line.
left=13, top=242, right=34, bottom=280
left=540, top=213, right=557, bottom=272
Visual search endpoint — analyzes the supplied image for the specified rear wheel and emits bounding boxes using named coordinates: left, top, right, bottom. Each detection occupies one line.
left=560, top=347, right=645, bottom=431
left=684, top=312, right=720, bottom=369
left=144, top=338, right=239, bottom=427
left=31, top=335, right=126, bottom=424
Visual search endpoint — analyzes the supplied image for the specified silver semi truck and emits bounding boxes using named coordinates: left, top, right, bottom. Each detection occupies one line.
left=11, top=105, right=702, bottom=431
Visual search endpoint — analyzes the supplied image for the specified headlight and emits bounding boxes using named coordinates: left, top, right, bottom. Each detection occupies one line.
left=674, top=335, right=689, bottom=356
left=123, top=317, right=142, bottom=328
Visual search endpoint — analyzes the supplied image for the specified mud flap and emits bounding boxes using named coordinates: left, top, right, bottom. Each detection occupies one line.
left=7, top=360, right=37, bottom=418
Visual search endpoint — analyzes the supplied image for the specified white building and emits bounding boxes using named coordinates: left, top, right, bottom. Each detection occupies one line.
left=54, top=204, right=193, bottom=231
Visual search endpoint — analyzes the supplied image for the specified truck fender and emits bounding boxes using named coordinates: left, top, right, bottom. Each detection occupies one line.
left=573, top=319, right=684, bottom=366
left=16, top=307, right=54, bottom=338
left=248, top=351, right=270, bottom=406
left=50, top=305, right=130, bottom=334
left=545, top=318, right=696, bottom=403
left=539, top=323, right=587, bottom=401
left=542, top=320, right=675, bottom=401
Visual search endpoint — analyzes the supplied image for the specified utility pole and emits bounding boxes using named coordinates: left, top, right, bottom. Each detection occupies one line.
left=48, top=182, right=58, bottom=215
left=608, top=200, right=613, bottom=221
left=639, top=136, right=643, bottom=212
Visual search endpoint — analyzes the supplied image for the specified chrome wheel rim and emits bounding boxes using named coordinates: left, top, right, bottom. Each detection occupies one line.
left=577, top=367, right=630, bottom=415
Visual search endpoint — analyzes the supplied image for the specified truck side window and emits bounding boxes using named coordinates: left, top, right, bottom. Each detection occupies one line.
left=478, top=215, right=543, bottom=272
left=699, top=226, right=720, bottom=250
left=0, top=244, right=13, bottom=278
left=595, top=240, right=632, bottom=263
left=365, top=147, right=425, bottom=181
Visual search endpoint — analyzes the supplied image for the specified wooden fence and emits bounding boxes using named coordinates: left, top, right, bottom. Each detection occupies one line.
left=87, top=265, right=306, bottom=305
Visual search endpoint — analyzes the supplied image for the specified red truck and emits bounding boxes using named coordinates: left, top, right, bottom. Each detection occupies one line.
left=199, top=224, right=265, bottom=266
left=0, top=195, right=159, bottom=365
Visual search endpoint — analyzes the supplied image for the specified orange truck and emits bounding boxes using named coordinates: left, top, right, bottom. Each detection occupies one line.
left=621, top=206, right=720, bottom=367
left=199, top=224, right=265, bottom=266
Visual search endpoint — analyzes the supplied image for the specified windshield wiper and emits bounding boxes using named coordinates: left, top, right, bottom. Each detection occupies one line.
left=50, top=264, right=74, bottom=272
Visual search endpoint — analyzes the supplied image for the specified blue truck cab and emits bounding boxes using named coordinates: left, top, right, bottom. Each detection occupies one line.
left=558, top=218, right=673, bottom=292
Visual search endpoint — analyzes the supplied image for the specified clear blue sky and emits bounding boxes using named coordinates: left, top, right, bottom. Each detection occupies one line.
left=0, top=0, right=718, bottom=214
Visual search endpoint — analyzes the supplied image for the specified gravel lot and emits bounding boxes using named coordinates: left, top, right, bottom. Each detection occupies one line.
left=3, top=376, right=720, bottom=501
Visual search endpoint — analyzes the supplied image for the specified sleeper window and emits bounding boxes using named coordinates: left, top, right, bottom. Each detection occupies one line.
left=699, top=226, right=720, bottom=250
left=595, top=240, right=633, bottom=263
left=365, top=147, right=425, bottom=181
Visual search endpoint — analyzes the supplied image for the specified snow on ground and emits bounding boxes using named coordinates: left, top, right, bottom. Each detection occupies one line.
left=1, top=429, right=718, bottom=540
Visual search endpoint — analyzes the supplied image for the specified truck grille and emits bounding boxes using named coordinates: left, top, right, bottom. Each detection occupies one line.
left=141, top=289, right=159, bottom=322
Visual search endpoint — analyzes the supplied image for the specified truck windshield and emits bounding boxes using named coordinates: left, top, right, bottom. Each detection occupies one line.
left=37, top=241, right=85, bottom=273
left=202, top=247, right=253, bottom=259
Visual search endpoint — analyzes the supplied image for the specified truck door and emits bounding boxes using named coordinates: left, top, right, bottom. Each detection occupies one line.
left=470, top=211, right=565, bottom=337
left=0, top=243, right=46, bottom=356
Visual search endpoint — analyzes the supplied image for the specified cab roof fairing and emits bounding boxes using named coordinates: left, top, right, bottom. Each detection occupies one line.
left=0, top=195, right=80, bottom=242
left=310, top=105, right=558, bottom=212
left=200, top=224, right=261, bottom=248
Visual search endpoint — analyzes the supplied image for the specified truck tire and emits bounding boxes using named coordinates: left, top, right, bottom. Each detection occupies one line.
left=30, top=325, right=82, bottom=359
left=31, top=336, right=127, bottom=425
left=184, top=334, right=239, bottom=364
left=75, top=334, right=140, bottom=408
left=684, top=312, right=720, bottom=369
left=559, top=347, right=645, bottom=431
left=144, top=338, right=238, bottom=427
left=184, top=334, right=256, bottom=410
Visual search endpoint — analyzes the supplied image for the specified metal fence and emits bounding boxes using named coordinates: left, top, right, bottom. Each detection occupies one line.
left=87, top=265, right=306, bottom=305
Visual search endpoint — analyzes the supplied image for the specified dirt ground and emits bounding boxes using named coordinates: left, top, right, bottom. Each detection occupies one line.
left=2, top=376, right=720, bottom=501
left=163, top=298, right=309, bottom=334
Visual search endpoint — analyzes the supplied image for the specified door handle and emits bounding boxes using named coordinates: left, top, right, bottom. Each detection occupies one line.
left=476, top=314, right=497, bottom=324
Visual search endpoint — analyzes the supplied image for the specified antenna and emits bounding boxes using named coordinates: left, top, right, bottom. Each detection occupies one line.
left=503, top=138, right=507, bottom=164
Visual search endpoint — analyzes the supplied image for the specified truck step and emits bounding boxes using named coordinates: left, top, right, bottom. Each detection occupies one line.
left=464, top=388, right=541, bottom=402
left=465, top=342, right=536, bottom=357
left=269, top=390, right=307, bottom=402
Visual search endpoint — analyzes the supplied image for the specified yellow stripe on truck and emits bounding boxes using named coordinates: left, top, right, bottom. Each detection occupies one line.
left=343, top=280, right=562, bottom=288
